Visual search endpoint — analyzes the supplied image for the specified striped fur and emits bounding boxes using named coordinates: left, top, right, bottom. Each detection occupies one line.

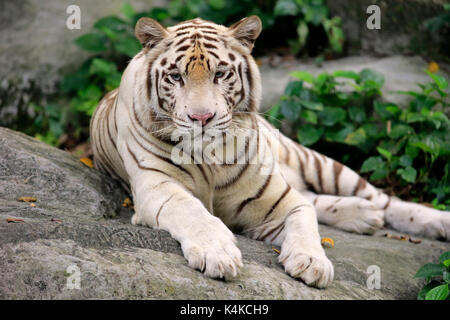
left=90, top=16, right=450, bottom=288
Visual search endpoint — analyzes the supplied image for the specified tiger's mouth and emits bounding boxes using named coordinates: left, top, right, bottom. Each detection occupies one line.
left=172, top=112, right=233, bottom=134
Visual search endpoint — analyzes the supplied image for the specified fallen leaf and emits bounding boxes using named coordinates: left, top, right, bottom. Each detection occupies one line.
left=51, top=218, right=63, bottom=223
left=80, top=157, right=93, bottom=168
left=321, top=237, right=335, bottom=248
left=409, top=237, right=422, bottom=244
left=272, top=247, right=280, bottom=254
left=428, top=61, right=439, bottom=73
left=18, top=196, right=37, bottom=202
left=122, top=197, right=134, bottom=208
left=384, top=233, right=410, bottom=241
left=30, top=203, right=36, bottom=207
left=7, top=218, right=24, bottom=223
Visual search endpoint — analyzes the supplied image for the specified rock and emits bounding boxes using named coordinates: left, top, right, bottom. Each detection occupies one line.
left=0, top=0, right=166, bottom=128
left=259, top=55, right=449, bottom=111
left=327, top=0, right=449, bottom=58
left=0, top=126, right=449, bottom=299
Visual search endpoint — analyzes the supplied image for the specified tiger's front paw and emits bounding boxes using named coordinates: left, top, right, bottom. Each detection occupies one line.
left=180, top=217, right=243, bottom=280
left=278, top=237, right=334, bottom=288
left=279, top=251, right=334, bottom=288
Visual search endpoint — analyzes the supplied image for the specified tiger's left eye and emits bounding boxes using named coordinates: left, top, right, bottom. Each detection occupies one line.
left=215, top=71, right=225, bottom=78
left=170, top=73, right=181, bottom=81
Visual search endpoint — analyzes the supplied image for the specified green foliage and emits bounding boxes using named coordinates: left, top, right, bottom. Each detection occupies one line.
left=163, top=0, right=344, bottom=55
left=415, top=251, right=450, bottom=300
left=423, top=3, right=450, bottom=33
left=266, top=69, right=450, bottom=209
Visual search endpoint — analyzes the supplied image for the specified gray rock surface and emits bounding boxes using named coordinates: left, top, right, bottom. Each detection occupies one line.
left=1, top=126, right=449, bottom=299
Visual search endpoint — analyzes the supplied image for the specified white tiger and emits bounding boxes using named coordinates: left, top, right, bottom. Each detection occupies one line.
left=90, top=16, right=450, bottom=288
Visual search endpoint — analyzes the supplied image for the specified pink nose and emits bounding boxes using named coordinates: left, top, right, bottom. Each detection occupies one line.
left=189, top=112, right=215, bottom=126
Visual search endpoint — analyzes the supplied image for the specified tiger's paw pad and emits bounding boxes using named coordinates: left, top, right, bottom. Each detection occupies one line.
left=279, top=251, right=334, bottom=288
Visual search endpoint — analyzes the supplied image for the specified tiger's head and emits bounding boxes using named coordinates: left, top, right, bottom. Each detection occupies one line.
left=130, top=16, right=262, bottom=137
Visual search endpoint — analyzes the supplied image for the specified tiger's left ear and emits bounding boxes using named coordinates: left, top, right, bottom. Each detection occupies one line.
left=229, top=16, right=262, bottom=51
left=135, top=17, right=168, bottom=49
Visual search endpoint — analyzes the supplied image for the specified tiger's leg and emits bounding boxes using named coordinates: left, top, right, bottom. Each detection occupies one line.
left=237, top=172, right=333, bottom=288
left=302, top=191, right=384, bottom=235
left=122, top=146, right=243, bottom=280
left=278, top=134, right=450, bottom=240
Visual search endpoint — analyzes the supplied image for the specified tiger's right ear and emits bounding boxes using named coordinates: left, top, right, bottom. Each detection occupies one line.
left=135, top=18, right=168, bottom=49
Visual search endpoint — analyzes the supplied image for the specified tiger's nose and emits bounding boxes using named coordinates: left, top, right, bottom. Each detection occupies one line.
left=188, top=112, right=215, bottom=126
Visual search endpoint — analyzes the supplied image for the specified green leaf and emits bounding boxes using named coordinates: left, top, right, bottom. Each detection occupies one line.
left=300, top=100, right=323, bottom=111
left=377, top=147, right=392, bottom=161
left=344, top=127, right=366, bottom=146
left=443, top=271, right=450, bottom=283
left=359, top=68, right=384, bottom=89
left=398, top=154, right=413, bottom=167
left=284, top=81, right=303, bottom=96
left=360, top=156, right=385, bottom=173
left=325, top=124, right=354, bottom=143
left=405, top=143, right=420, bottom=159
left=397, top=166, right=417, bottom=183
left=94, top=16, right=127, bottom=33
left=78, top=86, right=102, bottom=104
left=443, top=260, right=450, bottom=268
left=425, top=284, right=449, bottom=300
left=418, top=281, right=441, bottom=300
left=319, top=107, right=346, bottom=126
left=303, top=2, right=328, bottom=25
left=280, top=99, right=301, bottom=121
left=426, top=70, right=448, bottom=89
left=89, top=58, right=117, bottom=76
left=374, top=101, right=399, bottom=119
left=348, top=106, right=366, bottom=123
left=333, top=70, right=359, bottom=81
left=121, top=3, right=135, bottom=20
left=208, top=0, right=226, bottom=10
left=370, top=166, right=389, bottom=181
left=274, top=0, right=299, bottom=16
left=115, top=34, right=141, bottom=58
left=388, top=124, right=413, bottom=139
left=300, top=110, right=318, bottom=124
left=297, top=125, right=323, bottom=146
left=415, top=263, right=445, bottom=278
left=74, top=33, right=107, bottom=52
left=290, top=71, right=315, bottom=83
left=439, top=252, right=450, bottom=264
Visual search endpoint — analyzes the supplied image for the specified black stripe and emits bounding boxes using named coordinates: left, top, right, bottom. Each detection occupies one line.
left=176, top=45, right=191, bottom=52
left=207, top=50, right=219, bottom=59
left=146, top=60, right=154, bottom=100
left=333, top=161, right=343, bottom=195
left=156, top=194, right=176, bottom=227
left=263, top=185, right=291, bottom=222
left=243, top=56, right=255, bottom=111
left=313, top=153, right=323, bottom=193
left=235, top=166, right=273, bottom=217
left=126, top=143, right=174, bottom=178
left=129, top=127, right=194, bottom=180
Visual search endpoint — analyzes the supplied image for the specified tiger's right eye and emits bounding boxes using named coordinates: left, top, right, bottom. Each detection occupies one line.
left=170, top=73, right=181, bottom=81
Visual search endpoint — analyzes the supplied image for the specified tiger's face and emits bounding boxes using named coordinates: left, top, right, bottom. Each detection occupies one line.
left=135, top=16, right=262, bottom=135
